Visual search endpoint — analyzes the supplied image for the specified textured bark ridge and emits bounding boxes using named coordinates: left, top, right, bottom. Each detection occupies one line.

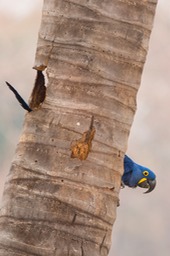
left=0, top=1, right=158, bottom=256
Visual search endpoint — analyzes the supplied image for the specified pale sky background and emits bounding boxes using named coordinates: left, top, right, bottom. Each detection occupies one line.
left=0, top=1, right=170, bottom=256
left=0, top=0, right=42, bottom=18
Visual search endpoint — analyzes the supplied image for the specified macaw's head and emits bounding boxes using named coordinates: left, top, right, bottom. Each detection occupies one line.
left=123, top=155, right=156, bottom=193
left=137, top=165, right=156, bottom=193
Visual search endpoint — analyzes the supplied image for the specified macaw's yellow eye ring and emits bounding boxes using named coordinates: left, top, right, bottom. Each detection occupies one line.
left=143, top=170, right=149, bottom=176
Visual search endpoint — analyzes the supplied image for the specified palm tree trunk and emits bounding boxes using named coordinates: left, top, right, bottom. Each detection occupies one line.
left=0, top=1, right=158, bottom=255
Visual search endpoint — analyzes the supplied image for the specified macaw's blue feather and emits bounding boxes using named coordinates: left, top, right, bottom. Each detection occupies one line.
left=122, top=155, right=156, bottom=193
left=6, top=81, right=32, bottom=112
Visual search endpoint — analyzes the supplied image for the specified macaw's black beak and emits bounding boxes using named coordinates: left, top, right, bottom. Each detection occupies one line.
left=138, top=178, right=156, bottom=193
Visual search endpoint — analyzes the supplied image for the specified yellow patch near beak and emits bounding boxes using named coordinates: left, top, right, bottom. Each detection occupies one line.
left=138, top=177, right=147, bottom=184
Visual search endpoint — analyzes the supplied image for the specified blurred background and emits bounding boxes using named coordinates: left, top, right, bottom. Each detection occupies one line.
left=0, top=1, right=169, bottom=256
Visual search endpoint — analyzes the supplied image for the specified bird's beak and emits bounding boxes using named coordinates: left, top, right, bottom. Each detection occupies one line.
left=137, top=178, right=156, bottom=193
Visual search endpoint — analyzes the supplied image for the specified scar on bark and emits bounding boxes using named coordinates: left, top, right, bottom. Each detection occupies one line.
left=71, top=116, right=95, bottom=161
left=29, top=69, right=46, bottom=110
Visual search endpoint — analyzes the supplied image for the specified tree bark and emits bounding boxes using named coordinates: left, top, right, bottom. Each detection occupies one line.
left=0, top=0, right=158, bottom=255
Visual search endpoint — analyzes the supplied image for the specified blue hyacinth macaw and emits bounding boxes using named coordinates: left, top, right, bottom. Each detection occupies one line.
left=122, top=155, right=156, bottom=193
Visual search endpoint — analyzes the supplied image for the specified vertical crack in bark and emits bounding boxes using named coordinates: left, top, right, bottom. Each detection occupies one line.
left=100, top=232, right=108, bottom=255
left=72, top=213, right=77, bottom=224
left=81, top=242, right=84, bottom=256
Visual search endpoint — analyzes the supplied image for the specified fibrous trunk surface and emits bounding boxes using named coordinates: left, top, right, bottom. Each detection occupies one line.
left=0, top=1, right=157, bottom=256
